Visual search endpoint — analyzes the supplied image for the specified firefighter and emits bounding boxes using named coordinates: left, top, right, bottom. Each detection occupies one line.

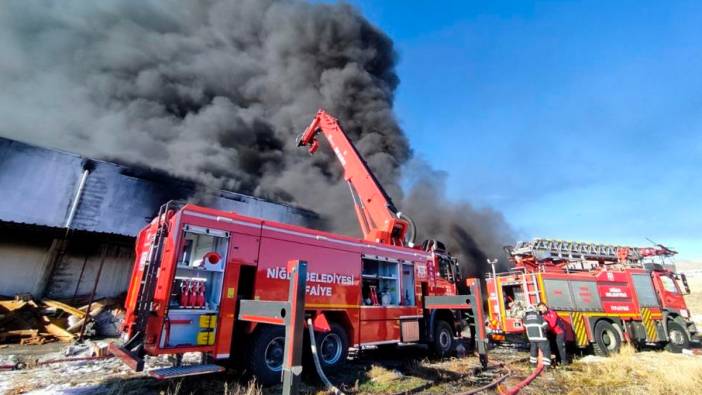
left=538, top=302, right=568, bottom=365
left=523, top=305, right=551, bottom=367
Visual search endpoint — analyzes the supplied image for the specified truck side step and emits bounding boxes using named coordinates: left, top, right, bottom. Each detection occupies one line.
left=148, top=364, right=224, bottom=380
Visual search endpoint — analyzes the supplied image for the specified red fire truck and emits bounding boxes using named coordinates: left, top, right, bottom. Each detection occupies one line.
left=113, top=110, right=487, bottom=384
left=487, top=238, right=696, bottom=355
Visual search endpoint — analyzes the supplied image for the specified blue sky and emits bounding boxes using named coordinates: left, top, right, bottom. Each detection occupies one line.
left=345, top=1, right=702, bottom=260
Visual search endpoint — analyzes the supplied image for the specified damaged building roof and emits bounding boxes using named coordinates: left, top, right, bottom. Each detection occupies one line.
left=0, top=137, right=316, bottom=236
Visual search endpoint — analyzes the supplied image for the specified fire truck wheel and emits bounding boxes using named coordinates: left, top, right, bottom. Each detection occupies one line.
left=249, top=325, right=286, bottom=386
left=315, top=323, right=349, bottom=369
left=432, top=320, right=454, bottom=357
left=665, top=321, right=690, bottom=353
left=592, top=320, right=621, bottom=356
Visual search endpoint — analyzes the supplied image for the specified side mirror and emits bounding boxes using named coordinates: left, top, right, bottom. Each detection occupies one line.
left=678, top=273, right=691, bottom=295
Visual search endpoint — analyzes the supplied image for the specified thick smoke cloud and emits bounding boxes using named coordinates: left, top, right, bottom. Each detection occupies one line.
left=402, top=160, right=513, bottom=274
left=0, top=0, right=512, bottom=273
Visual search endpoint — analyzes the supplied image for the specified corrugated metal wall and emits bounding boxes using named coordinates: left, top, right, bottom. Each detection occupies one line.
left=0, top=137, right=318, bottom=298
left=0, top=137, right=317, bottom=236
left=0, top=224, right=134, bottom=298
left=0, top=239, right=52, bottom=297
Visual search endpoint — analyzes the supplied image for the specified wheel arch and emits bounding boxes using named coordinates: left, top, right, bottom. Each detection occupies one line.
left=315, top=310, right=354, bottom=345
left=663, top=311, right=693, bottom=341
left=428, top=309, right=458, bottom=341
left=587, top=316, right=624, bottom=343
left=588, top=316, right=624, bottom=356
left=246, top=323, right=286, bottom=386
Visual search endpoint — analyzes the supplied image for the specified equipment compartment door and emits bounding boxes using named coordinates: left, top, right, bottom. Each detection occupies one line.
left=161, top=225, right=229, bottom=349
left=360, top=257, right=418, bottom=345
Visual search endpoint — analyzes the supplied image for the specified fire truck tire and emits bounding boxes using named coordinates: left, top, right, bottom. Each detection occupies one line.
left=249, top=325, right=286, bottom=386
left=592, top=320, right=621, bottom=357
left=432, top=320, right=454, bottom=357
left=665, top=321, right=690, bottom=353
left=315, top=323, right=349, bottom=369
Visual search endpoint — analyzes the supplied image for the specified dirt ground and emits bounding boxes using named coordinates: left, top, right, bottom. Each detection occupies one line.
left=2, top=337, right=701, bottom=395
left=0, top=340, right=512, bottom=394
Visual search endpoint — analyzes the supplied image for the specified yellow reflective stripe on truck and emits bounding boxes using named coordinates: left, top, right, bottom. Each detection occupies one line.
left=570, top=311, right=589, bottom=347
left=496, top=276, right=507, bottom=328
left=641, top=307, right=658, bottom=341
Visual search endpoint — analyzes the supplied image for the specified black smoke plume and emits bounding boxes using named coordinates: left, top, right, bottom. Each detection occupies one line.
left=402, top=160, right=513, bottom=274
left=0, top=0, right=512, bottom=273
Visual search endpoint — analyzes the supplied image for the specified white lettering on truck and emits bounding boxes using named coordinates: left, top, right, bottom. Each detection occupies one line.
left=265, top=266, right=354, bottom=297
left=605, top=287, right=628, bottom=298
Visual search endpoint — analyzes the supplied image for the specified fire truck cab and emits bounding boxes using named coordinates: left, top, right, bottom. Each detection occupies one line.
left=487, top=239, right=696, bottom=356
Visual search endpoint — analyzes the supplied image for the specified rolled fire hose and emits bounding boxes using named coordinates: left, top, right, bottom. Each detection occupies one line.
left=307, top=318, right=345, bottom=395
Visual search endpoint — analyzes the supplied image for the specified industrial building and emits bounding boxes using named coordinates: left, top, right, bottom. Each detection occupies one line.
left=0, top=137, right=315, bottom=300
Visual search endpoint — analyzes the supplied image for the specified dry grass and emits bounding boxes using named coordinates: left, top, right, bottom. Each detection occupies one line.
left=164, top=378, right=262, bottom=395
left=367, top=364, right=403, bottom=385
left=548, top=346, right=702, bottom=395
left=354, top=363, right=430, bottom=394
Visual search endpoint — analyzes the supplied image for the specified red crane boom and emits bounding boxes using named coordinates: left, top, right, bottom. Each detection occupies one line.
left=297, top=109, right=413, bottom=246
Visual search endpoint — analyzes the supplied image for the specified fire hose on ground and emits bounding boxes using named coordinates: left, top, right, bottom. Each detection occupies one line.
left=497, top=350, right=545, bottom=395
left=454, top=351, right=544, bottom=395
left=454, top=362, right=512, bottom=395
left=299, top=335, right=542, bottom=395
left=307, top=318, right=345, bottom=395
left=1, top=336, right=546, bottom=395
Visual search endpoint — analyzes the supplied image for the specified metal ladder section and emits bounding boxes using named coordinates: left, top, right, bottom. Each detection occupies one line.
left=519, top=271, right=541, bottom=306
left=513, top=238, right=641, bottom=261
left=528, top=273, right=541, bottom=305
left=112, top=201, right=181, bottom=371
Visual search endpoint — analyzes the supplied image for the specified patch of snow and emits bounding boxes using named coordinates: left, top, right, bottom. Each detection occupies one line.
left=577, top=355, right=607, bottom=364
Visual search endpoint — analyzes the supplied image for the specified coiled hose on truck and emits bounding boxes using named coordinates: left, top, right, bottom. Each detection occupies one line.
left=307, top=318, right=345, bottom=395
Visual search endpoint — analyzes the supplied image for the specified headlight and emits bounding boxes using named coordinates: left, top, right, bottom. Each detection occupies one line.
left=680, top=309, right=689, bottom=318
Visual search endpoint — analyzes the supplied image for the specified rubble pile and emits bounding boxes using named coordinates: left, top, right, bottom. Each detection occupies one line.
left=0, top=295, right=124, bottom=345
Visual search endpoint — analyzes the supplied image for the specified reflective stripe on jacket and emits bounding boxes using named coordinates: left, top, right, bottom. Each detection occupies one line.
left=523, top=310, right=548, bottom=341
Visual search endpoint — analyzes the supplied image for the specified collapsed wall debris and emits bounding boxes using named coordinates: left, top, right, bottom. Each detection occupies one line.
left=0, top=294, right=125, bottom=345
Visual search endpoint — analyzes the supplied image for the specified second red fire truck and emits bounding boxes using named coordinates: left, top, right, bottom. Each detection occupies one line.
left=486, top=238, right=696, bottom=355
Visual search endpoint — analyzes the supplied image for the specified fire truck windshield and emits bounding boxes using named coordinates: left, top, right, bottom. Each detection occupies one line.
left=660, top=275, right=680, bottom=294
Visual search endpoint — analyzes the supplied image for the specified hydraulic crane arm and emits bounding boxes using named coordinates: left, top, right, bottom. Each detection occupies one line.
left=297, top=109, right=414, bottom=246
